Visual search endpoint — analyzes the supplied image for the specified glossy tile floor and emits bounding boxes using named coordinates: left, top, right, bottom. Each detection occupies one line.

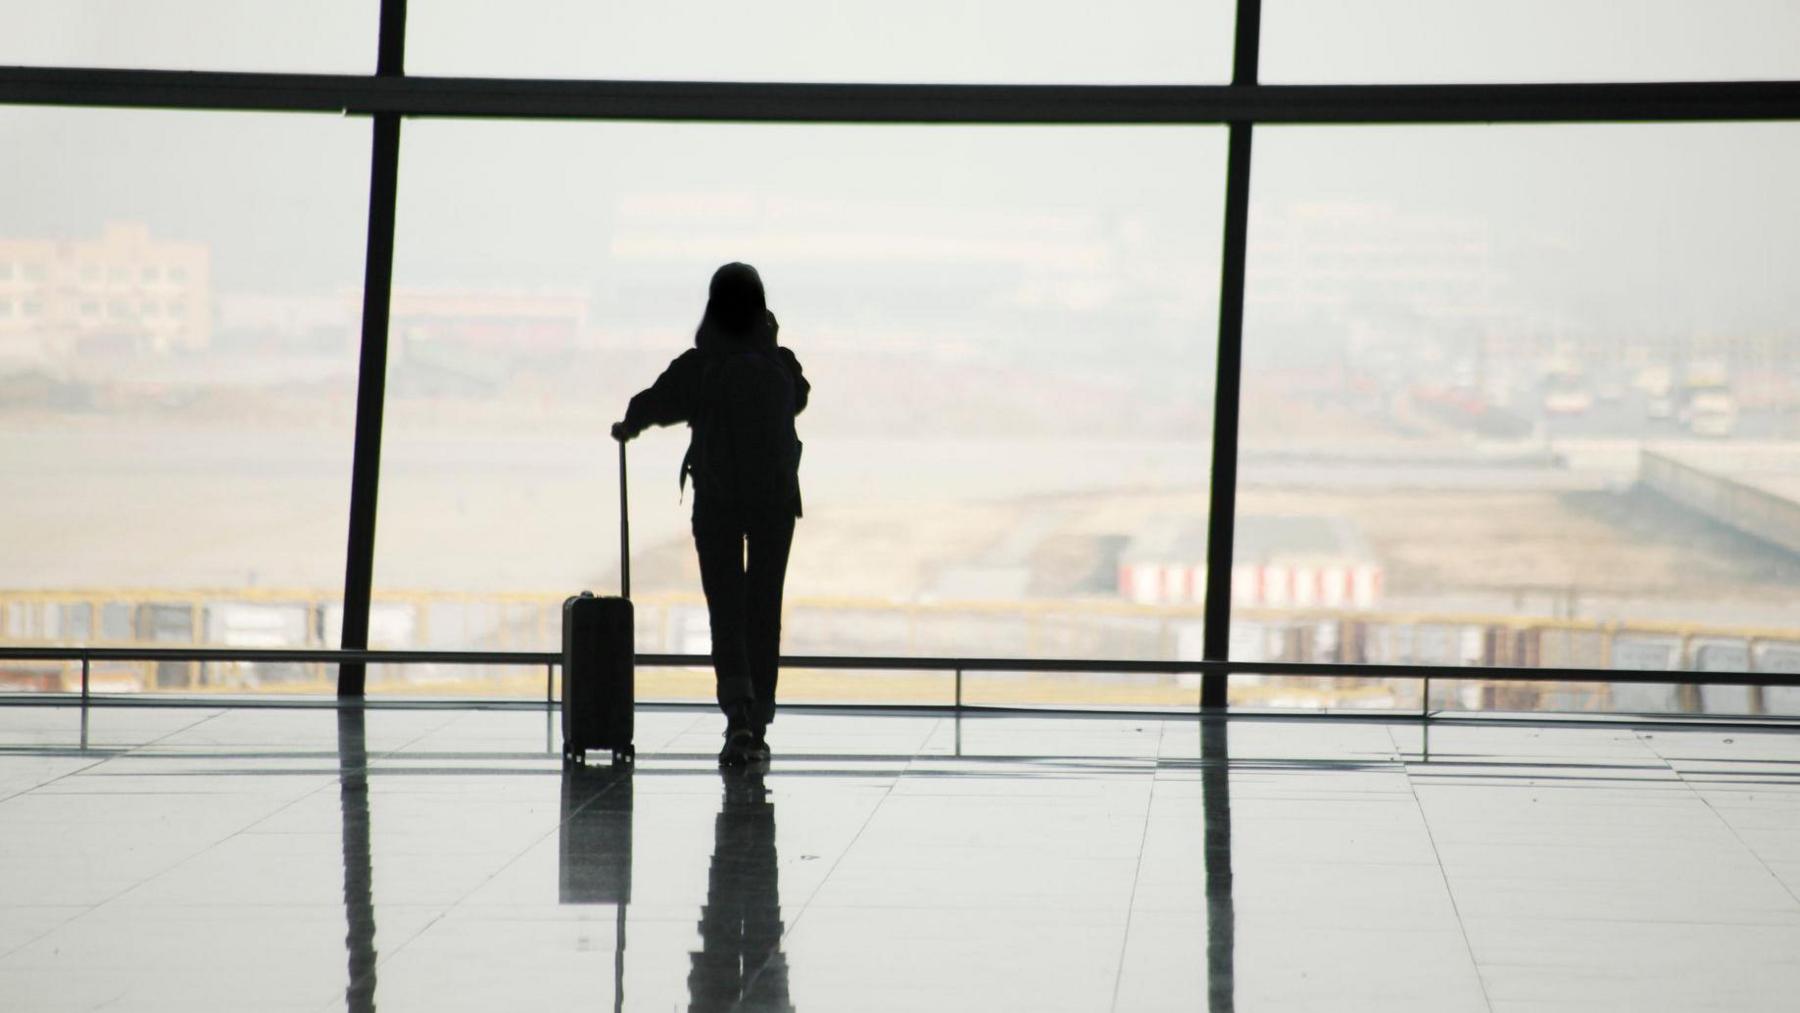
left=3, top=706, right=1800, bottom=1011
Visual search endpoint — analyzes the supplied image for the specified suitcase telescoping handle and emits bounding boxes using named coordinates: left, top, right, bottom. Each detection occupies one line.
left=618, top=438, right=630, bottom=600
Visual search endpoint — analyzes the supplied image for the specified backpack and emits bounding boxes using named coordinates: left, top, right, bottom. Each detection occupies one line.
left=686, top=347, right=801, bottom=510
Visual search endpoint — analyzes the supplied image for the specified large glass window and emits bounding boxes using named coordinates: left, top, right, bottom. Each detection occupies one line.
left=0, top=1, right=377, bottom=73
left=369, top=121, right=1223, bottom=701
left=0, top=107, right=371, bottom=693
left=1232, top=123, right=1800, bottom=714
left=1261, top=1, right=1800, bottom=84
left=8, top=3, right=1793, bottom=715
left=407, top=0, right=1235, bottom=83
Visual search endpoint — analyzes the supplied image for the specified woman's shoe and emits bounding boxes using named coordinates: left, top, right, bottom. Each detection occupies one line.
left=718, top=726, right=755, bottom=767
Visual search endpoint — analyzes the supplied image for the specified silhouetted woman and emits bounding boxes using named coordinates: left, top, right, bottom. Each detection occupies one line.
left=614, top=263, right=807, bottom=766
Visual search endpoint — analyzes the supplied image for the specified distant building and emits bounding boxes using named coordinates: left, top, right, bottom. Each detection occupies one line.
left=0, top=223, right=211, bottom=366
left=216, top=292, right=355, bottom=348
left=388, top=288, right=589, bottom=353
left=1247, top=201, right=1504, bottom=334
left=215, top=287, right=591, bottom=356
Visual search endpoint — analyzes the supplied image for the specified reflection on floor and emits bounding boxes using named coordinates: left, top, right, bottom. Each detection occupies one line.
left=2, top=705, right=1800, bottom=1010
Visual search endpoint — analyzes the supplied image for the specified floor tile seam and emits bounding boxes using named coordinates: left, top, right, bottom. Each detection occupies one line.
left=340, top=727, right=650, bottom=990
left=1635, top=729, right=1800, bottom=913
left=346, top=711, right=753, bottom=1000
left=1387, top=723, right=1497, bottom=1013
left=771, top=716, right=931, bottom=947
left=0, top=711, right=351, bottom=962
left=722, top=718, right=941, bottom=1010
left=369, top=708, right=484, bottom=766
left=781, top=899, right=1141, bottom=914
left=1456, top=912, right=1800, bottom=930
left=1107, top=721, right=1165, bottom=1013
left=0, top=708, right=228, bottom=808
left=0, top=755, right=116, bottom=813
left=1677, top=777, right=1800, bottom=789
left=1476, top=964, right=1800, bottom=986
left=0, top=709, right=235, bottom=960
left=341, top=820, right=559, bottom=987
left=1403, top=782, right=1697, bottom=794
left=649, top=709, right=710, bottom=754
left=145, top=710, right=417, bottom=847
left=0, top=903, right=103, bottom=968
left=1401, top=761, right=1682, bottom=774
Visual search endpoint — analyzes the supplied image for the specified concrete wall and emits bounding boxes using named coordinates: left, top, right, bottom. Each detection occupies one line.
left=1639, top=448, right=1800, bottom=556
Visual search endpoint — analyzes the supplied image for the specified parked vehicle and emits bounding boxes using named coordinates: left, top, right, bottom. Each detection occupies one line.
left=1679, top=361, right=1737, bottom=437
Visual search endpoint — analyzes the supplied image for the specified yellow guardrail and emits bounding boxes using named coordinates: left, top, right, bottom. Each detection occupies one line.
left=1237, top=606, right=1800, bottom=646
left=5, top=586, right=1798, bottom=645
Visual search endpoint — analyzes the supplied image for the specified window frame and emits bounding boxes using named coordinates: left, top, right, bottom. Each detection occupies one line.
left=3, top=0, right=1798, bottom=702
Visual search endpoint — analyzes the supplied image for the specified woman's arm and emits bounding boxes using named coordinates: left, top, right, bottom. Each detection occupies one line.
left=618, top=349, right=702, bottom=438
left=779, top=347, right=810, bottom=415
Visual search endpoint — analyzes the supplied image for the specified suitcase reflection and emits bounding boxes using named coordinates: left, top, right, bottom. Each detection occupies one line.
left=558, top=764, right=793, bottom=1012
left=559, top=763, right=633, bottom=1013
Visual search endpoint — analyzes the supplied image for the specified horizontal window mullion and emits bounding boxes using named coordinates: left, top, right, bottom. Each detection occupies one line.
left=3, top=66, right=1800, bottom=123
left=0, top=66, right=354, bottom=114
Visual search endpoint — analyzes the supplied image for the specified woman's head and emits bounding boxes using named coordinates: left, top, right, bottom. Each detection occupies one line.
left=697, top=262, right=767, bottom=345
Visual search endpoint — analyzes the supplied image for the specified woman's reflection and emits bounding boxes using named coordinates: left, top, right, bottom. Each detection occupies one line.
left=338, top=706, right=377, bottom=1013
left=688, top=769, right=794, bottom=1013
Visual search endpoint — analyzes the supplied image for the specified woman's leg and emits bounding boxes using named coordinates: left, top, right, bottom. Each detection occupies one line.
left=693, top=507, right=753, bottom=726
left=744, top=510, right=797, bottom=732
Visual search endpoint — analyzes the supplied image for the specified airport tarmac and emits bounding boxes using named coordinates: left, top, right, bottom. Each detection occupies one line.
left=5, top=422, right=1800, bottom=634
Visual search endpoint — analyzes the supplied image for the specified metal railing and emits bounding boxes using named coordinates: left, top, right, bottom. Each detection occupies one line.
left=6, top=644, right=1800, bottom=721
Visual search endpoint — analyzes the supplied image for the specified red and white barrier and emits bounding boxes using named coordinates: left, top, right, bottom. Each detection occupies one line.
left=1119, top=561, right=1382, bottom=609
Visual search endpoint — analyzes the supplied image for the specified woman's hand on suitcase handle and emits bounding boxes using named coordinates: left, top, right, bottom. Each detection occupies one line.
left=611, top=421, right=634, bottom=443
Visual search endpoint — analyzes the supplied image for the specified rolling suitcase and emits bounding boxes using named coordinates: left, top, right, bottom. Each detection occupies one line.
left=562, top=440, right=635, bottom=765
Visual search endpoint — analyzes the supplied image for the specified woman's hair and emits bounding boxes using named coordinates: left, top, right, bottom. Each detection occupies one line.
left=695, top=262, right=768, bottom=348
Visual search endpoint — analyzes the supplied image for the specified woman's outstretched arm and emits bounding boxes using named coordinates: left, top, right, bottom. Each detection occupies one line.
left=616, top=349, right=703, bottom=439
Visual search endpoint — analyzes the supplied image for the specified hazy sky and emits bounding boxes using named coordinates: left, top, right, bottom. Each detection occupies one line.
left=4, top=2, right=1800, bottom=346
left=4, top=2, right=1800, bottom=602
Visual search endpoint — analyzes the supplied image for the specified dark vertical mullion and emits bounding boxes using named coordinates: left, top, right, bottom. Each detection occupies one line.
left=338, top=0, right=407, bottom=698
left=376, top=0, right=407, bottom=77
left=1201, top=0, right=1262, bottom=709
